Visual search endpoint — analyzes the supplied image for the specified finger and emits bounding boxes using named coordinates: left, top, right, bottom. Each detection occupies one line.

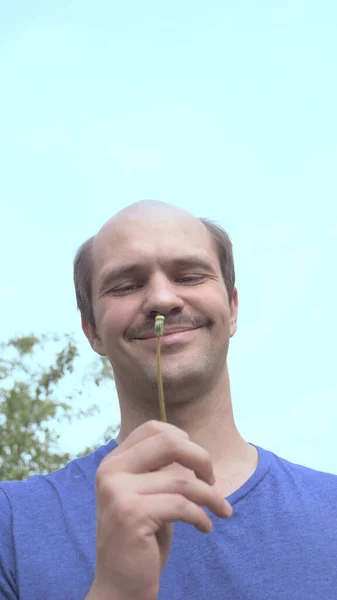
left=134, top=471, right=232, bottom=518
left=112, top=432, right=215, bottom=485
left=106, top=420, right=189, bottom=459
left=143, top=493, right=213, bottom=533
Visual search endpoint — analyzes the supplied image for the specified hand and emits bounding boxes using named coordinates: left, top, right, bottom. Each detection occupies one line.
left=89, top=420, right=232, bottom=600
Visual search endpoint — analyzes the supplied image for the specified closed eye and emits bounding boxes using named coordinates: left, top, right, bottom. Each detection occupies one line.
left=175, top=275, right=207, bottom=284
left=106, top=274, right=207, bottom=295
left=109, top=283, right=142, bottom=295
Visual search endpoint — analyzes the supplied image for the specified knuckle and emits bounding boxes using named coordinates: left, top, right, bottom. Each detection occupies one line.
left=146, top=419, right=165, bottom=436
left=96, top=478, right=139, bottom=524
left=95, top=464, right=107, bottom=487
left=145, top=420, right=189, bottom=440
left=96, top=470, right=119, bottom=497
left=158, top=432, right=177, bottom=455
left=113, top=495, right=137, bottom=521
left=159, top=430, right=174, bottom=444
left=96, top=462, right=128, bottom=499
left=174, top=473, right=190, bottom=488
left=96, top=455, right=119, bottom=481
left=171, top=494, right=188, bottom=513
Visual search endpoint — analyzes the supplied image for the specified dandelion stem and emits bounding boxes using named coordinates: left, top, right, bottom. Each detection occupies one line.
left=155, top=316, right=167, bottom=423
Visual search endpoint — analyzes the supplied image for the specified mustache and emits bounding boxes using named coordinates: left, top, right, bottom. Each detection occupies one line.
left=125, top=314, right=212, bottom=341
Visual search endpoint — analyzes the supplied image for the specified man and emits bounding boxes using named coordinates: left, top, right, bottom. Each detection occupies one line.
left=1, top=200, right=336, bottom=600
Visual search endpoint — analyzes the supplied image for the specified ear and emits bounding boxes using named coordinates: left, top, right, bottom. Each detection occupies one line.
left=81, top=315, right=106, bottom=356
left=229, top=287, right=238, bottom=338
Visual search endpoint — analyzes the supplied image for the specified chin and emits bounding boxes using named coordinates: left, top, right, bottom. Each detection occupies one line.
left=161, top=363, right=206, bottom=389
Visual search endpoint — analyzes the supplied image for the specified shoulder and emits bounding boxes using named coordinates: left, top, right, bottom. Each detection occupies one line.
left=270, top=449, right=337, bottom=481
left=0, top=488, right=17, bottom=598
left=262, top=446, right=337, bottom=503
left=0, top=441, right=117, bottom=600
left=0, top=438, right=117, bottom=511
left=0, top=439, right=117, bottom=590
left=0, top=486, right=13, bottom=534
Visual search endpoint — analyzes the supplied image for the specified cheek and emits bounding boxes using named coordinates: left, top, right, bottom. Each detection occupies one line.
left=98, top=300, right=135, bottom=341
left=207, top=298, right=231, bottom=337
left=191, top=288, right=228, bottom=320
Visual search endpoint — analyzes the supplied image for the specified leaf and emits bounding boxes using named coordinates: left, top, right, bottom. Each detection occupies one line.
left=8, top=335, right=40, bottom=356
left=0, top=333, right=118, bottom=481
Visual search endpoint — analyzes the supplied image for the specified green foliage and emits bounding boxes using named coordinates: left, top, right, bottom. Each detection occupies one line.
left=0, top=334, right=117, bottom=481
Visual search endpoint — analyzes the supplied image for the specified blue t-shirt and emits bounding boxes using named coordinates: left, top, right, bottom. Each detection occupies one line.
left=1, top=441, right=337, bottom=599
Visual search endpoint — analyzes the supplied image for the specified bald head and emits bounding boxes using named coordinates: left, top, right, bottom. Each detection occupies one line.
left=116, top=199, right=192, bottom=218
left=93, top=200, right=208, bottom=263
left=97, top=200, right=197, bottom=237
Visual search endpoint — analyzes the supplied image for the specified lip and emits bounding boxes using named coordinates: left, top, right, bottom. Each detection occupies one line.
left=135, top=326, right=201, bottom=344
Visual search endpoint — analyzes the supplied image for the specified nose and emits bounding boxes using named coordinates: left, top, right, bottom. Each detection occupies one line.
left=142, top=274, right=185, bottom=318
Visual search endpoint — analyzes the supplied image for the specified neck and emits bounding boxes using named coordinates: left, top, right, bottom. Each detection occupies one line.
left=115, top=367, right=256, bottom=481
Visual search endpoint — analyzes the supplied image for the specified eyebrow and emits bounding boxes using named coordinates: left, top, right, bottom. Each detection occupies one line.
left=98, top=257, right=215, bottom=294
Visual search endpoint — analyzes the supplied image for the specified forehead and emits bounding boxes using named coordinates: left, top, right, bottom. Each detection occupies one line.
left=92, top=210, right=219, bottom=278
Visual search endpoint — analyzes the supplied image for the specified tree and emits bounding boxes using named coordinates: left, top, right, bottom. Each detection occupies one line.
left=0, top=333, right=117, bottom=481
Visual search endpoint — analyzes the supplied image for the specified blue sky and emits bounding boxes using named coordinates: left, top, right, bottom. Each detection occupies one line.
left=1, top=1, right=336, bottom=473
